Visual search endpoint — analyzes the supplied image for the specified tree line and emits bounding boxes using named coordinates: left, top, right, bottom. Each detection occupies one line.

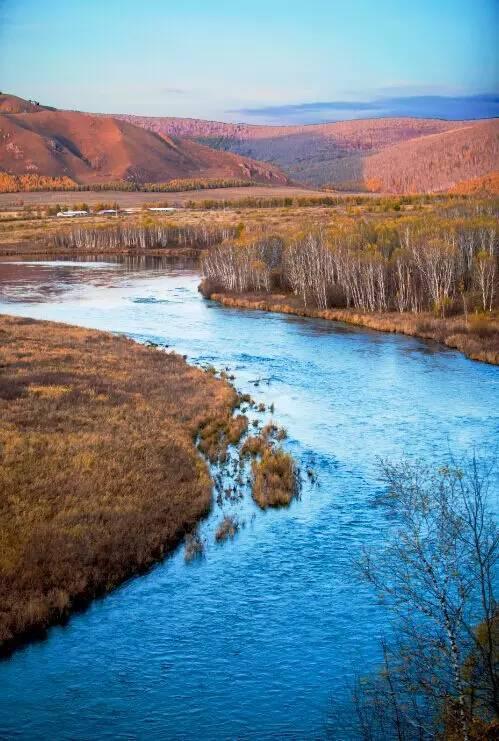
left=0, top=173, right=254, bottom=194
left=54, top=222, right=238, bottom=252
left=202, top=216, right=498, bottom=316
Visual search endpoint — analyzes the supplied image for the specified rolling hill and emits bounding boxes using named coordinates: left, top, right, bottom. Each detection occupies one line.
left=363, top=120, right=499, bottom=193
left=1, top=93, right=497, bottom=193
left=0, top=92, right=54, bottom=114
left=0, top=96, right=289, bottom=186
left=114, top=113, right=499, bottom=193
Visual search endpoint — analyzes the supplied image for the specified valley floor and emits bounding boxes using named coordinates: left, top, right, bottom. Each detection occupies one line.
left=0, top=184, right=334, bottom=209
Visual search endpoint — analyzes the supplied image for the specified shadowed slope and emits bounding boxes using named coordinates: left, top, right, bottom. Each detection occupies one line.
left=115, top=113, right=499, bottom=192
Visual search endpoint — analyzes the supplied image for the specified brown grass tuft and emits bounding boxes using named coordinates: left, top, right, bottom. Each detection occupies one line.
left=252, top=448, right=298, bottom=509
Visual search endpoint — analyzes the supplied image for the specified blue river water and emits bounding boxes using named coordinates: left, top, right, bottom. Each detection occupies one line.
left=0, top=257, right=497, bottom=739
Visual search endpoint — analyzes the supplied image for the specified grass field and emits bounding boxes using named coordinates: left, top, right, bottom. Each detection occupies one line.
left=0, top=315, right=240, bottom=652
left=0, top=190, right=463, bottom=257
left=0, top=185, right=332, bottom=209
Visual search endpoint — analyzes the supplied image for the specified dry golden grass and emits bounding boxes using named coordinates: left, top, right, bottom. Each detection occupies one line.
left=252, top=448, right=298, bottom=509
left=241, top=435, right=267, bottom=458
left=197, top=413, right=248, bottom=462
left=0, top=193, right=491, bottom=257
left=0, top=315, right=239, bottom=651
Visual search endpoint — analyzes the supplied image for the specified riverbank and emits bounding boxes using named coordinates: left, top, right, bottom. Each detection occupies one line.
left=0, top=315, right=240, bottom=654
left=207, top=291, right=499, bottom=365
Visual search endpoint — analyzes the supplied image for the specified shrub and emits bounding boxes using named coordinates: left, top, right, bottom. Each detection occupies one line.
left=241, top=435, right=266, bottom=457
left=252, top=448, right=298, bottom=509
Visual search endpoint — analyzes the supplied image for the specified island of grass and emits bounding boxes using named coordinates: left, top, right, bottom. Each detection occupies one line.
left=0, top=315, right=242, bottom=653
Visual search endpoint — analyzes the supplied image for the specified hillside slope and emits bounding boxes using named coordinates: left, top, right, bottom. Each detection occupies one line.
left=0, top=103, right=289, bottom=185
left=363, top=120, right=499, bottom=193
left=0, top=93, right=53, bottom=114
left=115, top=113, right=499, bottom=192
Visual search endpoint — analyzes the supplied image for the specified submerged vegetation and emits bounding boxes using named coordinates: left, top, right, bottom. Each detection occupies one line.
left=0, top=315, right=241, bottom=652
left=184, top=530, right=205, bottom=562
left=215, top=515, right=239, bottom=542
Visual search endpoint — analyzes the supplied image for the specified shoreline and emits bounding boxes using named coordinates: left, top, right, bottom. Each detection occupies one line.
left=0, top=315, right=242, bottom=656
left=208, top=291, right=499, bottom=365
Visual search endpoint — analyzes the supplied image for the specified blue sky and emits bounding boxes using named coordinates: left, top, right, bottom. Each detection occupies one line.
left=0, top=0, right=497, bottom=123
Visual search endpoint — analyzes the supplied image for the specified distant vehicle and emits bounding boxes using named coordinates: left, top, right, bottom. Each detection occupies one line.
left=147, top=207, right=177, bottom=212
left=56, top=210, right=88, bottom=217
left=97, top=209, right=119, bottom=215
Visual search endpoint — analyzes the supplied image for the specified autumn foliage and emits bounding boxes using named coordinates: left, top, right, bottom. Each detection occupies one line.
left=115, top=112, right=499, bottom=193
left=201, top=200, right=499, bottom=363
left=0, top=173, right=77, bottom=192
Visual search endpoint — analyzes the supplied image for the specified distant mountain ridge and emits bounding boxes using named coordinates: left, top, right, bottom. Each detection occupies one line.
left=112, top=113, right=499, bottom=193
left=1, top=94, right=497, bottom=193
left=0, top=94, right=289, bottom=186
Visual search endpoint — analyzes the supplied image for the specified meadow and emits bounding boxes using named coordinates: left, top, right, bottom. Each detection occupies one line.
left=0, top=315, right=242, bottom=652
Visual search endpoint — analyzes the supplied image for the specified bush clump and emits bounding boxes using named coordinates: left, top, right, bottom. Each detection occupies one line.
left=252, top=448, right=298, bottom=509
left=198, top=413, right=248, bottom=462
left=241, top=435, right=267, bottom=457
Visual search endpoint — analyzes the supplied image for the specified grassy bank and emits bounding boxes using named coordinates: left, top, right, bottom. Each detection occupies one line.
left=208, top=291, right=499, bottom=365
left=0, top=315, right=240, bottom=653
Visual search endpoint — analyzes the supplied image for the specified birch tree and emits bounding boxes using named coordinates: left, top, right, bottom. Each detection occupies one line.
left=357, top=455, right=498, bottom=740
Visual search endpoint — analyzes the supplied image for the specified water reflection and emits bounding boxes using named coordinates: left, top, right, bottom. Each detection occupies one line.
left=0, top=255, right=198, bottom=303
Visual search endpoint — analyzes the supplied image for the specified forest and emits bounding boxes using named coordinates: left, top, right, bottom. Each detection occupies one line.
left=0, top=173, right=255, bottom=194
left=201, top=205, right=498, bottom=318
left=53, top=222, right=239, bottom=252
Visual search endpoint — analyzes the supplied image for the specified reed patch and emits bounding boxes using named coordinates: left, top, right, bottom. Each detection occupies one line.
left=0, top=315, right=239, bottom=652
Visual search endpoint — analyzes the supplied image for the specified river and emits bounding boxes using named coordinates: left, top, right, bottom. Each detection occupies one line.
left=0, top=256, right=497, bottom=739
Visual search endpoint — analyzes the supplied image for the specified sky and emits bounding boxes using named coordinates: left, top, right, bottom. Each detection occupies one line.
left=0, top=0, right=497, bottom=123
